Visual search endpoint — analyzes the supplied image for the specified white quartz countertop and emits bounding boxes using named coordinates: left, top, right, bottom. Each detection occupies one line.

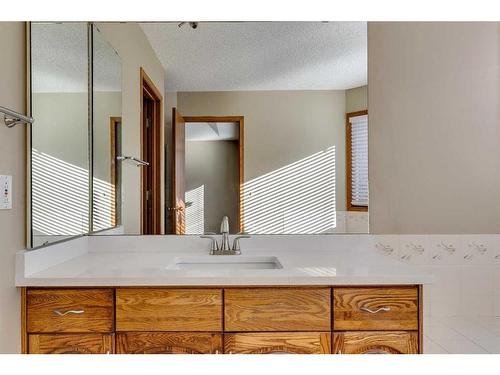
left=16, top=237, right=433, bottom=286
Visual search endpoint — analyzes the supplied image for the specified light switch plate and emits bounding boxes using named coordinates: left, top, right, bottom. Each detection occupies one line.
left=0, top=175, right=12, bottom=210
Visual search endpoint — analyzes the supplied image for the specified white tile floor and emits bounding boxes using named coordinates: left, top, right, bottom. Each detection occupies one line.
left=424, top=316, right=500, bottom=354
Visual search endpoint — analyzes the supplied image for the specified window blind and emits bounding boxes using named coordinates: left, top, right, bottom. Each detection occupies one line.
left=350, top=114, right=369, bottom=207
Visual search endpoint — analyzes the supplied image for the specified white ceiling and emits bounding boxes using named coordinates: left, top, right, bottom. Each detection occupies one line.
left=186, top=122, right=239, bottom=141
left=140, top=22, right=367, bottom=92
left=31, top=23, right=121, bottom=93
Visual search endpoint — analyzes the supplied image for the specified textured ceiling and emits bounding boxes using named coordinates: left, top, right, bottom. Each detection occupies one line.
left=31, top=23, right=121, bottom=93
left=141, top=22, right=367, bottom=92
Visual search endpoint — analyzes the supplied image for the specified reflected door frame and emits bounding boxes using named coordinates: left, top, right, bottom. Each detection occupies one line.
left=173, top=114, right=245, bottom=234
left=109, top=117, right=121, bottom=227
left=140, top=68, right=163, bottom=235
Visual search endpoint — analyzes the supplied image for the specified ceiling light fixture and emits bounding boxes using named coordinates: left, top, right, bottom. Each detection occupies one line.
left=178, top=22, right=198, bottom=29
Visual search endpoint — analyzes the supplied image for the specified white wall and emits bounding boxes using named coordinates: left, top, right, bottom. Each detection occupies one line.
left=96, top=23, right=165, bottom=234
left=369, top=22, right=500, bottom=234
left=0, top=22, right=24, bottom=353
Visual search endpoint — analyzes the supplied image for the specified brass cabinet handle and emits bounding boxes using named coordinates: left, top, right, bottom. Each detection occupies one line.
left=53, top=309, right=85, bottom=316
left=360, top=306, right=391, bottom=314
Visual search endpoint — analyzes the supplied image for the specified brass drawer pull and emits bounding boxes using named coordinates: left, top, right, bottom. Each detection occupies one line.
left=53, top=309, right=85, bottom=317
left=360, top=306, right=390, bottom=314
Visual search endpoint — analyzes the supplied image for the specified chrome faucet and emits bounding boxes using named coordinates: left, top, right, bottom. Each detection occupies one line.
left=200, top=216, right=250, bottom=255
left=220, top=216, right=231, bottom=251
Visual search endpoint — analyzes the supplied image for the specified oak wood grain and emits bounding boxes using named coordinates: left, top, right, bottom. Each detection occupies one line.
left=116, top=289, right=222, bottom=331
left=21, top=288, right=27, bottom=354
left=224, top=332, right=331, bottom=354
left=28, top=334, right=114, bottom=354
left=116, top=332, right=223, bottom=354
left=333, top=331, right=419, bottom=354
left=27, top=289, right=114, bottom=333
left=333, top=287, right=418, bottom=330
left=224, top=288, right=331, bottom=332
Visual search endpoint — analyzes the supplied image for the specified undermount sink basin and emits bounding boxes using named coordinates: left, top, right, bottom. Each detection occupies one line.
left=166, top=256, right=283, bottom=270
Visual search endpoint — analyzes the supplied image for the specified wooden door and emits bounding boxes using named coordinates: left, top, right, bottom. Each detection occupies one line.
left=140, top=68, right=162, bottom=235
left=172, top=107, right=186, bottom=234
left=116, top=332, right=222, bottom=354
left=29, top=334, right=113, bottom=354
left=333, top=332, right=419, bottom=354
left=142, top=97, right=155, bottom=234
left=224, top=333, right=331, bottom=354
left=110, top=117, right=121, bottom=227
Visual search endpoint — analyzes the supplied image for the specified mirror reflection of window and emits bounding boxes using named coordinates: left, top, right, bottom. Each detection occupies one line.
left=31, top=22, right=90, bottom=247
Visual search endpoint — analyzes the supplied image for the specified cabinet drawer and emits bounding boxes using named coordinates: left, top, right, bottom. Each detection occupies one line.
left=27, top=289, right=114, bottom=333
left=224, top=333, right=331, bottom=354
left=116, top=332, right=222, bottom=354
left=333, top=287, right=418, bottom=330
left=28, top=334, right=114, bottom=354
left=333, top=331, right=419, bottom=354
left=224, top=288, right=331, bottom=331
left=116, top=289, right=222, bottom=331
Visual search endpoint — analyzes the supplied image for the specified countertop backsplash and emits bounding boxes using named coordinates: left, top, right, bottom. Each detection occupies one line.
left=18, top=233, right=500, bottom=318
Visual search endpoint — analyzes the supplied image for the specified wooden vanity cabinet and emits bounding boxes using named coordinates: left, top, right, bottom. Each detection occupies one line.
left=333, top=287, right=419, bottom=331
left=225, top=333, right=331, bottom=354
left=29, top=334, right=114, bottom=354
left=333, top=332, right=419, bottom=354
left=224, top=288, right=331, bottom=332
left=115, top=288, right=222, bottom=331
left=22, top=285, right=423, bottom=355
left=116, top=332, right=223, bottom=354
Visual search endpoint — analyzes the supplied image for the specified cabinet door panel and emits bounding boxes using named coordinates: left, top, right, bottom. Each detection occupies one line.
left=333, top=331, right=419, bottom=354
left=116, top=332, right=222, bottom=354
left=225, top=288, right=330, bottom=331
left=29, top=334, right=113, bottom=354
left=333, top=287, right=418, bottom=330
left=224, top=333, right=331, bottom=354
left=116, top=289, right=222, bottom=331
left=27, top=289, right=114, bottom=333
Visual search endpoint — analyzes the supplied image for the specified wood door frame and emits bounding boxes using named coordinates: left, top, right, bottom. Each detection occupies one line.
left=181, top=115, right=245, bottom=233
left=109, top=116, right=121, bottom=227
left=345, top=110, right=368, bottom=212
left=140, top=67, right=163, bottom=234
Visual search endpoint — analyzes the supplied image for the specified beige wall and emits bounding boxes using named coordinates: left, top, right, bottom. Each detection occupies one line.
left=0, top=22, right=24, bottom=353
left=346, top=85, right=368, bottom=113
left=369, top=22, right=500, bottom=234
left=178, top=90, right=347, bottom=211
left=185, top=140, right=239, bottom=233
left=96, top=23, right=165, bottom=234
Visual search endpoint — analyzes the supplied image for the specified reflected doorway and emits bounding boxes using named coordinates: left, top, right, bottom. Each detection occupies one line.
left=171, top=111, right=244, bottom=234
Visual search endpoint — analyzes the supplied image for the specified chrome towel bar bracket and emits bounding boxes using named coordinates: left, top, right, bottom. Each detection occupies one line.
left=0, top=106, right=34, bottom=128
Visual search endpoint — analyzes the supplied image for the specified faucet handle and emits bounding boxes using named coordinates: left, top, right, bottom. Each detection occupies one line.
left=232, top=235, right=251, bottom=252
left=200, top=235, right=219, bottom=253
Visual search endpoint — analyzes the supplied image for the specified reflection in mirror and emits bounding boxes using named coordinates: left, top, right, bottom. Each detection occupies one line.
left=30, top=22, right=89, bottom=247
left=183, top=120, right=242, bottom=235
left=92, top=25, right=122, bottom=232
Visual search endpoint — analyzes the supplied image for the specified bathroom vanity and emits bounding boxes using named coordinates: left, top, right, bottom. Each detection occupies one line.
left=16, top=236, right=429, bottom=355
left=22, top=286, right=421, bottom=354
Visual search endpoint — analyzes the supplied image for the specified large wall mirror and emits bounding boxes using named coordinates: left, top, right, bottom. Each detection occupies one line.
left=28, top=22, right=367, bottom=247
left=159, top=22, right=369, bottom=236
left=28, top=22, right=122, bottom=248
